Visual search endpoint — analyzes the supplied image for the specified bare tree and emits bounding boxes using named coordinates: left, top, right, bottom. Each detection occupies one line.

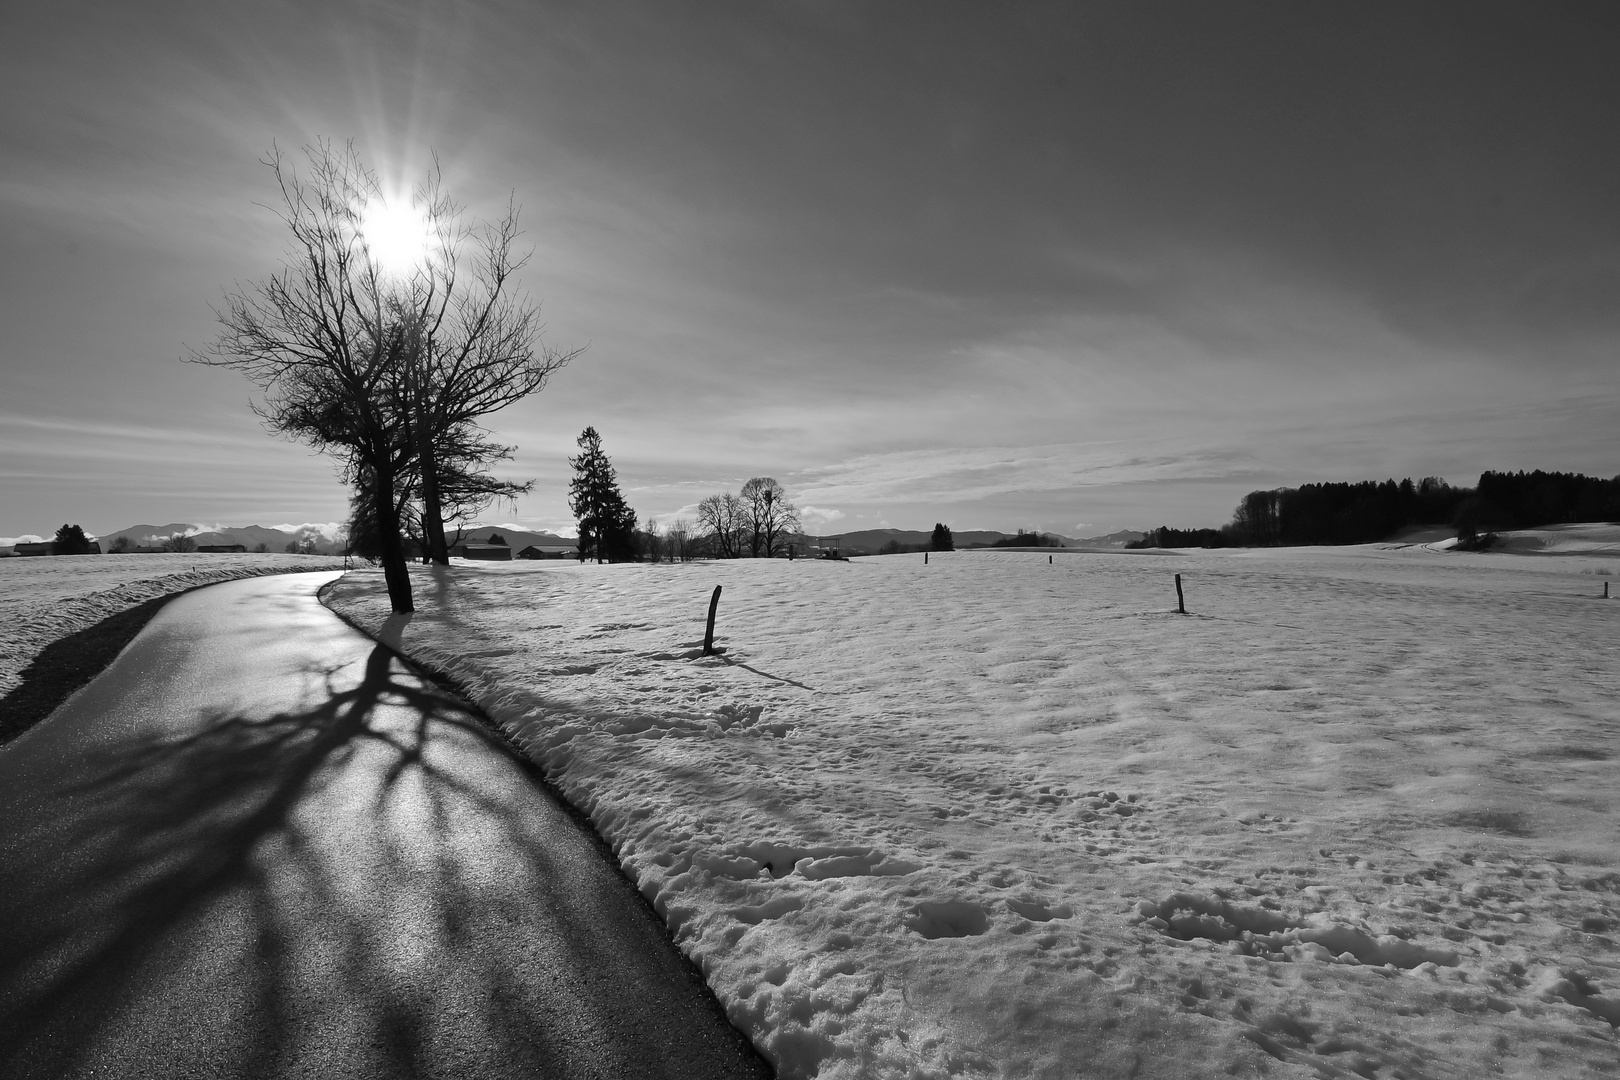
left=665, top=518, right=696, bottom=562
left=384, top=164, right=582, bottom=565
left=639, top=515, right=664, bottom=563
left=189, top=142, right=579, bottom=606
left=696, top=492, right=748, bottom=558
left=161, top=532, right=197, bottom=553
left=393, top=421, right=532, bottom=560
left=740, top=477, right=801, bottom=558
left=190, top=142, right=419, bottom=611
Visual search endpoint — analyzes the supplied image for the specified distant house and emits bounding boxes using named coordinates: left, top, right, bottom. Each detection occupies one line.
left=196, top=544, right=247, bottom=553
left=10, top=541, right=101, bottom=556
left=453, top=543, right=513, bottom=561
left=516, top=545, right=573, bottom=560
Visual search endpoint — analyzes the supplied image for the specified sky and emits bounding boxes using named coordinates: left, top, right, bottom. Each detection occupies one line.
left=2, top=1, right=1616, bottom=542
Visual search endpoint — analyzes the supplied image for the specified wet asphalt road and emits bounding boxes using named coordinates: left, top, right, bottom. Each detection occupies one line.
left=0, top=572, right=772, bottom=1080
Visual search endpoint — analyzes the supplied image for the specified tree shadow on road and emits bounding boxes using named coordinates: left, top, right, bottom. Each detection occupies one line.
left=0, top=642, right=771, bottom=1080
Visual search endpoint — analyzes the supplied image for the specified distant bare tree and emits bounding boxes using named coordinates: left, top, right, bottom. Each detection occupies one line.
left=740, top=477, right=801, bottom=558
left=1230, top=489, right=1284, bottom=546
left=162, top=533, right=197, bottom=553
left=696, top=492, right=748, bottom=558
left=638, top=515, right=664, bottom=563
left=665, top=518, right=696, bottom=562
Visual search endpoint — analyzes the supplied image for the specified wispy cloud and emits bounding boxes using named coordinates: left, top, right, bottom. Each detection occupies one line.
left=794, top=442, right=1265, bottom=507
left=3, top=4, right=1614, bottom=538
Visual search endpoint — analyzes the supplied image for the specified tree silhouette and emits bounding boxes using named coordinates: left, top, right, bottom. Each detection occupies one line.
left=740, top=477, right=801, bottom=558
left=53, top=524, right=94, bottom=555
left=696, top=493, right=748, bottom=559
left=930, top=523, right=954, bottom=552
left=190, top=142, right=420, bottom=610
left=567, top=427, right=638, bottom=563
left=189, top=141, right=579, bottom=608
left=380, top=162, right=580, bottom=566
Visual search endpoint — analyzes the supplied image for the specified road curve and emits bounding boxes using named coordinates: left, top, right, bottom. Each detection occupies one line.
left=0, top=572, right=772, bottom=1080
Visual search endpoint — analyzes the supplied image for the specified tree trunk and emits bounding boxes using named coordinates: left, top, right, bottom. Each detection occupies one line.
left=371, top=456, right=415, bottom=613
left=415, top=404, right=451, bottom=565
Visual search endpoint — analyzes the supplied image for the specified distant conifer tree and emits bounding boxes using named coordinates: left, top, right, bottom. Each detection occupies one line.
left=568, top=427, right=639, bottom=563
left=930, top=523, right=954, bottom=551
left=53, top=524, right=93, bottom=554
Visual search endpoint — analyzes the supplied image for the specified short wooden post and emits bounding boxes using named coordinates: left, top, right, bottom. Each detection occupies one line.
left=1049, top=554, right=1053, bottom=564
left=1175, top=573, right=1186, bottom=614
left=703, top=585, right=722, bottom=655
left=1606, top=581, right=1611, bottom=599
left=925, top=551, right=928, bottom=564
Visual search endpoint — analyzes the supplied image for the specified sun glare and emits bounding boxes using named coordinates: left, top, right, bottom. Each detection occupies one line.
left=359, top=199, right=432, bottom=275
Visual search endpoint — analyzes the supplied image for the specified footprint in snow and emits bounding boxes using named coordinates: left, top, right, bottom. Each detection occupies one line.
left=695, top=842, right=922, bottom=881
left=1006, top=898, right=1075, bottom=922
left=906, top=901, right=990, bottom=939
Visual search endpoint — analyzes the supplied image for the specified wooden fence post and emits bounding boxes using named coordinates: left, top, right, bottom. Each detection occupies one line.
left=1175, top=573, right=1186, bottom=614
left=703, top=585, right=722, bottom=655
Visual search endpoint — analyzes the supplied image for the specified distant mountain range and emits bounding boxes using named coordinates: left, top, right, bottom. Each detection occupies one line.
left=804, top=528, right=1144, bottom=555
left=87, top=522, right=581, bottom=556
left=97, top=522, right=348, bottom=554
left=73, top=523, right=1143, bottom=558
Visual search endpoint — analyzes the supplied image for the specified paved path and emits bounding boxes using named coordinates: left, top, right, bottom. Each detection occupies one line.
left=0, top=573, right=772, bottom=1080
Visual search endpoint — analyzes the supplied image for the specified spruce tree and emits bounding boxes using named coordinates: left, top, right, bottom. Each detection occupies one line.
left=53, top=524, right=93, bottom=555
left=930, top=523, right=954, bottom=551
left=568, top=427, right=639, bottom=563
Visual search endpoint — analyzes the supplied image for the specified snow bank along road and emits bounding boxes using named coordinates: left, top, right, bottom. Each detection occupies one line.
left=0, top=572, right=771, bottom=1080
left=0, top=553, right=347, bottom=745
left=326, top=543, right=1620, bottom=1080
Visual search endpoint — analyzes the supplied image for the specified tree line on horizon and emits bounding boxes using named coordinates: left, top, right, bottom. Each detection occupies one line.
left=1129, top=470, right=1620, bottom=549
left=566, top=427, right=808, bottom=563
left=24, top=524, right=313, bottom=556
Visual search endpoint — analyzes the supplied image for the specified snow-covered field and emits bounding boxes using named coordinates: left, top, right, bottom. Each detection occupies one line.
left=0, top=553, right=347, bottom=696
left=323, top=532, right=1620, bottom=1080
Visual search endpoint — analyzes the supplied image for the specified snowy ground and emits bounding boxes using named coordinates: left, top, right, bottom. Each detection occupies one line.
left=323, top=532, right=1620, bottom=1079
left=0, top=553, right=347, bottom=696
